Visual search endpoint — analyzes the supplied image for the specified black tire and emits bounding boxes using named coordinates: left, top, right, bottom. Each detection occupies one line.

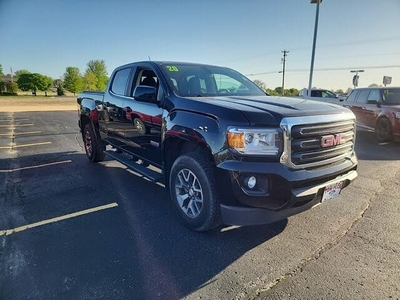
left=133, top=118, right=150, bottom=135
left=375, top=118, right=392, bottom=142
left=169, top=152, right=222, bottom=232
left=83, top=123, right=105, bottom=162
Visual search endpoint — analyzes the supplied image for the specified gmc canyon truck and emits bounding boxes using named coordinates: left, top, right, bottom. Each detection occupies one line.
left=77, top=61, right=358, bottom=232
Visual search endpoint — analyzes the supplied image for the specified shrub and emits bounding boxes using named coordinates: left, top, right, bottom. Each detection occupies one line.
left=57, top=86, right=65, bottom=96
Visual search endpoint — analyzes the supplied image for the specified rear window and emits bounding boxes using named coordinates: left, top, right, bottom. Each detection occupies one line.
left=383, top=88, right=400, bottom=105
left=111, top=68, right=131, bottom=95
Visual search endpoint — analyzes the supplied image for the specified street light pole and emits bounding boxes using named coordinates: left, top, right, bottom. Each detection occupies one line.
left=308, top=0, right=322, bottom=97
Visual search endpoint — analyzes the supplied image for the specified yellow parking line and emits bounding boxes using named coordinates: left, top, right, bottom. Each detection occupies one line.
left=0, top=142, right=51, bottom=149
left=0, top=124, right=34, bottom=127
left=0, top=131, right=42, bottom=136
left=0, top=202, right=119, bottom=236
left=0, top=160, right=72, bottom=173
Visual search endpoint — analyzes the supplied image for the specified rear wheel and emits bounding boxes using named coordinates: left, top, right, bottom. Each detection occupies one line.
left=134, top=118, right=150, bottom=135
left=83, top=123, right=105, bottom=162
left=375, top=118, right=392, bottom=142
left=169, top=152, right=222, bottom=232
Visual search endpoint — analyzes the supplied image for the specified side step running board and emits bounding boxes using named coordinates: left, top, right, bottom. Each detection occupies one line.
left=104, top=150, right=164, bottom=183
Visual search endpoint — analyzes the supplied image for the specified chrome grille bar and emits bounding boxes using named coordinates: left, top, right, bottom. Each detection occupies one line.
left=280, top=112, right=356, bottom=169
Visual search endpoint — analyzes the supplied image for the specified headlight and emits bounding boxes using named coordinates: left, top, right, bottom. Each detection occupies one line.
left=227, top=128, right=283, bottom=156
left=396, top=112, right=400, bottom=119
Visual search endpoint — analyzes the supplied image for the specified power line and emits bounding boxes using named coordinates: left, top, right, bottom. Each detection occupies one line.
left=288, top=51, right=400, bottom=64
left=213, top=36, right=400, bottom=65
left=246, top=64, right=400, bottom=76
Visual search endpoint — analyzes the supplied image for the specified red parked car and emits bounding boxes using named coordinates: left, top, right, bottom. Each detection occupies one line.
left=343, top=87, right=400, bottom=142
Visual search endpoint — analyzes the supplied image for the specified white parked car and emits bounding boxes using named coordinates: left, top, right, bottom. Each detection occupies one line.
left=299, top=88, right=345, bottom=104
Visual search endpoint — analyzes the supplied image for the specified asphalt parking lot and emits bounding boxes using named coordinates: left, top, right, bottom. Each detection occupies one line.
left=0, top=111, right=399, bottom=299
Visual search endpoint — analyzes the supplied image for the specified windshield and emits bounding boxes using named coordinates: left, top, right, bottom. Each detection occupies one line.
left=160, top=63, right=266, bottom=97
left=383, top=88, right=400, bottom=105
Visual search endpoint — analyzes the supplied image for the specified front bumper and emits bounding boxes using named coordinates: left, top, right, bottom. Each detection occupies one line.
left=216, top=154, right=358, bottom=226
left=220, top=169, right=357, bottom=226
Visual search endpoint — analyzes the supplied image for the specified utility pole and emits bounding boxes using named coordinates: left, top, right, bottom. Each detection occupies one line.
left=281, top=50, right=289, bottom=96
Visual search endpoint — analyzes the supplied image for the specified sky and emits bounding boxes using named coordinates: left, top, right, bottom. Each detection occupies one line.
left=1, top=0, right=400, bottom=91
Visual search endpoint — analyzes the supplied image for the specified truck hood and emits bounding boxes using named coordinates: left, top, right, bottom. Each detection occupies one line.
left=194, top=95, right=351, bottom=126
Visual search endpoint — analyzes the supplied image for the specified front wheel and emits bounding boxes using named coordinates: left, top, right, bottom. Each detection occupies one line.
left=169, top=152, right=222, bottom=232
left=375, top=118, right=392, bottom=142
left=83, top=123, right=105, bottom=162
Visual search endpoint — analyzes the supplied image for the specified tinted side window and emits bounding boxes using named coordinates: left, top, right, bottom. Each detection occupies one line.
left=311, top=90, right=322, bottom=97
left=111, top=68, right=131, bottom=95
left=346, top=90, right=358, bottom=102
left=323, top=90, right=336, bottom=98
left=356, top=90, right=369, bottom=103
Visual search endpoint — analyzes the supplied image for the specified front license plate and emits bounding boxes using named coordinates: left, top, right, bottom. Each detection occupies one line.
left=322, top=181, right=343, bottom=202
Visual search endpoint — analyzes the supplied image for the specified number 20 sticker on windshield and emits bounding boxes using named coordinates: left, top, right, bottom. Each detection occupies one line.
left=167, top=66, right=179, bottom=72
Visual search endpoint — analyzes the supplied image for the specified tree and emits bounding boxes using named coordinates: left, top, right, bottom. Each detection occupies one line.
left=53, top=79, right=65, bottom=96
left=286, top=88, right=299, bottom=96
left=85, top=60, right=108, bottom=90
left=274, top=86, right=282, bottom=95
left=41, top=75, right=53, bottom=92
left=6, top=82, right=18, bottom=94
left=253, top=79, right=267, bottom=91
left=64, top=67, right=83, bottom=95
left=17, top=73, right=35, bottom=92
left=335, top=89, right=344, bottom=95
left=14, top=69, right=31, bottom=77
left=83, top=72, right=98, bottom=91
left=368, top=83, right=379, bottom=87
left=0, top=63, right=3, bottom=76
left=266, top=88, right=280, bottom=96
left=17, top=73, right=53, bottom=94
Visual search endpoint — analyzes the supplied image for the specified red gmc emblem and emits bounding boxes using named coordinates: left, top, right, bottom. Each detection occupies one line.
left=321, top=134, right=344, bottom=147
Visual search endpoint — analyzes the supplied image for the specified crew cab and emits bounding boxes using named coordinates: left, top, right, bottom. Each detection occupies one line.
left=343, top=87, right=400, bottom=142
left=77, top=61, right=358, bottom=231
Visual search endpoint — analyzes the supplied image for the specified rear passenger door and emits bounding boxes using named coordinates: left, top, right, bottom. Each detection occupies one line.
left=101, top=67, right=133, bottom=142
left=364, top=89, right=381, bottom=129
left=351, top=89, right=370, bottom=129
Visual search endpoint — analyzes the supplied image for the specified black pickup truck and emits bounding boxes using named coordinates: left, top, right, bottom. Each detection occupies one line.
left=77, top=61, right=358, bottom=231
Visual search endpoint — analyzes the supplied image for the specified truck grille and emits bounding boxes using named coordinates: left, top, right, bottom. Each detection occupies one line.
left=289, top=119, right=355, bottom=168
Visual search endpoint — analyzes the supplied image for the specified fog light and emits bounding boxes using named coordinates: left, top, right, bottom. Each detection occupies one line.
left=247, top=176, right=257, bottom=189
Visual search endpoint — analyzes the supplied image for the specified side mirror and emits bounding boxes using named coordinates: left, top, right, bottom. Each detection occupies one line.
left=133, top=86, right=157, bottom=103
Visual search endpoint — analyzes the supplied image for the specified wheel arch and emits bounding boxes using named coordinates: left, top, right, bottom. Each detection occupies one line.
left=163, top=136, right=215, bottom=186
left=375, top=114, right=393, bottom=129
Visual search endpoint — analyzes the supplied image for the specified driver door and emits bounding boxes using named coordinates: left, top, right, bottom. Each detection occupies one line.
left=121, top=66, right=164, bottom=167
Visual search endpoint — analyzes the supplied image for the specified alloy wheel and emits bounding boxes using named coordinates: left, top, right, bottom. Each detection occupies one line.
left=175, top=168, right=203, bottom=218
